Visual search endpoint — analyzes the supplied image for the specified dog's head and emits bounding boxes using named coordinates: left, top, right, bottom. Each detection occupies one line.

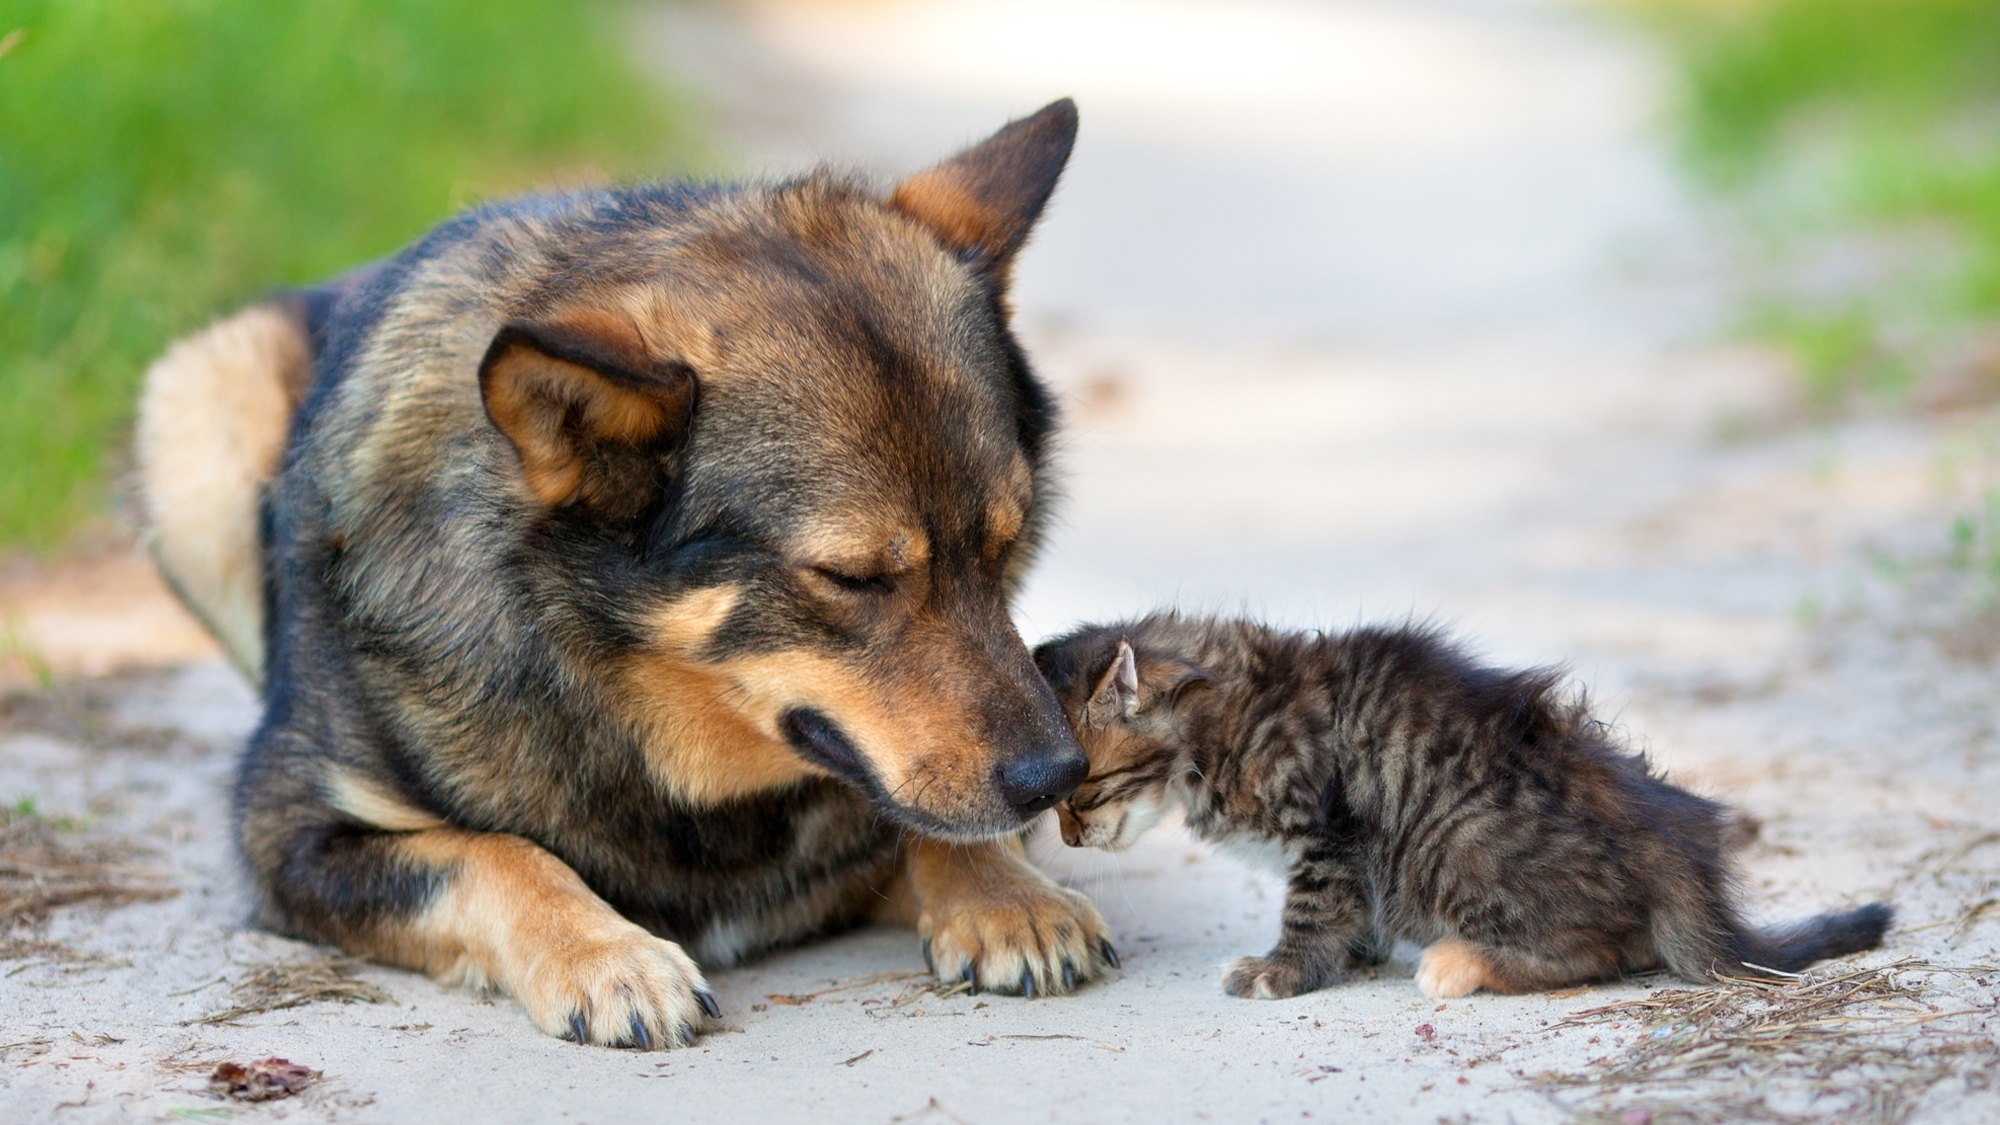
left=475, top=101, right=1086, bottom=838
left=1033, top=624, right=1208, bottom=851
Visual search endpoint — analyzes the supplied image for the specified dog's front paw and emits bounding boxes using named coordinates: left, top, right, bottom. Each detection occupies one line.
left=1222, top=951, right=1333, bottom=999
left=923, top=877, right=1115, bottom=998
left=513, top=919, right=718, bottom=1049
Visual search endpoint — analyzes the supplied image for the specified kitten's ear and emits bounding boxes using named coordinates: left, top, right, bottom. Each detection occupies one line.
left=1083, top=640, right=1140, bottom=728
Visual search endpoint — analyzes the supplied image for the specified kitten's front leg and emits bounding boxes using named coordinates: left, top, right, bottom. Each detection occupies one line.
left=1223, top=837, right=1368, bottom=1000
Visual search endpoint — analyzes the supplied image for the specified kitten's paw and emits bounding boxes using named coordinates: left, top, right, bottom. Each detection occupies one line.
left=1222, top=952, right=1328, bottom=999
left=1415, top=939, right=1493, bottom=999
left=924, top=880, right=1113, bottom=998
left=511, top=919, right=717, bottom=1049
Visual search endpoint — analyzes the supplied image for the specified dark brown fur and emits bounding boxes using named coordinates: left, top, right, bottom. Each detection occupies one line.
left=1034, top=615, right=1892, bottom=1000
left=148, top=102, right=1123, bottom=1048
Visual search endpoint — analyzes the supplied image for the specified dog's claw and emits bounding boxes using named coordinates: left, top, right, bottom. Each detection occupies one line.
left=1099, top=937, right=1121, bottom=970
left=628, top=1016, right=652, bottom=1050
left=961, top=962, right=978, bottom=995
left=677, top=1023, right=696, bottom=1048
left=695, top=989, right=721, bottom=1020
left=922, top=937, right=934, bottom=975
left=568, top=1012, right=589, bottom=1044
left=1062, top=959, right=1076, bottom=993
left=1020, top=968, right=1036, bottom=998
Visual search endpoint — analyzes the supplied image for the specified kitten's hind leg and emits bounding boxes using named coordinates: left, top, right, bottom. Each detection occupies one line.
left=1222, top=838, right=1367, bottom=1000
left=1417, top=933, right=1625, bottom=998
left=1347, top=932, right=1392, bottom=967
left=1415, top=940, right=1492, bottom=998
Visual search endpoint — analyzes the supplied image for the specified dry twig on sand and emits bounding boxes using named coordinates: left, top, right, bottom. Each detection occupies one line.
left=192, top=955, right=394, bottom=1026
left=764, top=970, right=929, bottom=1006
left=0, top=803, right=177, bottom=960
left=1534, top=959, right=2000, bottom=1124
left=758, top=968, right=971, bottom=1018
left=865, top=973, right=973, bottom=1017
left=0, top=674, right=183, bottom=754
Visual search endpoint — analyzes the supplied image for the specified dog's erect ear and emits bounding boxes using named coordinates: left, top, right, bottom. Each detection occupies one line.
left=1083, top=640, right=1140, bottom=728
left=890, top=98, right=1078, bottom=285
left=479, top=314, right=697, bottom=514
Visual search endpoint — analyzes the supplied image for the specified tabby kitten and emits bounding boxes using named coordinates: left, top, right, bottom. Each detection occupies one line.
left=1033, top=615, right=1892, bottom=1000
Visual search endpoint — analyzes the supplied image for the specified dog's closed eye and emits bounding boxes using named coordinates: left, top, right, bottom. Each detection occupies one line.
left=811, top=566, right=897, bottom=595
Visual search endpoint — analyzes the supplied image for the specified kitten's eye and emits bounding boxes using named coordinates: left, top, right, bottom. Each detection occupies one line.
left=811, top=567, right=896, bottom=596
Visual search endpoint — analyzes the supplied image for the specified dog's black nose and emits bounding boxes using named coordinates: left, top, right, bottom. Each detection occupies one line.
left=996, top=750, right=1089, bottom=816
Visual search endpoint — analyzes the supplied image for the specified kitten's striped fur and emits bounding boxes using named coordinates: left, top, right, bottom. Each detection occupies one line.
left=1034, top=615, right=1892, bottom=1000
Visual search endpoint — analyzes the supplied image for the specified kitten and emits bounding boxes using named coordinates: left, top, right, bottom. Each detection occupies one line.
left=1033, top=615, right=1892, bottom=1000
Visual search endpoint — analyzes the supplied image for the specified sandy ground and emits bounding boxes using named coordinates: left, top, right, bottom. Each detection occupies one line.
left=4, top=1, right=1998, bottom=1122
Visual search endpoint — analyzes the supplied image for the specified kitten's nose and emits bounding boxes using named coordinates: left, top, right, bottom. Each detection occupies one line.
left=1056, top=806, right=1084, bottom=847
left=995, top=750, right=1089, bottom=816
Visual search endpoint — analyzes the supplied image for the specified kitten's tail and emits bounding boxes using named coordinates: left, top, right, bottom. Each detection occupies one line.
left=1721, top=902, right=1895, bottom=977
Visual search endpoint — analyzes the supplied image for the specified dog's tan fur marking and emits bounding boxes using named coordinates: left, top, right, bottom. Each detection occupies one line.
left=1416, top=939, right=1496, bottom=999
left=792, top=519, right=930, bottom=580
left=137, top=302, right=310, bottom=683
left=545, top=307, right=655, bottom=373
left=325, top=767, right=445, bottom=833
left=623, top=659, right=825, bottom=807
left=373, top=829, right=709, bottom=1045
left=889, top=174, right=1006, bottom=265
left=904, top=836, right=1111, bottom=994
left=648, top=586, right=741, bottom=658
left=625, top=584, right=850, bottom=806
left=986, top=498, right=1025, bottom=565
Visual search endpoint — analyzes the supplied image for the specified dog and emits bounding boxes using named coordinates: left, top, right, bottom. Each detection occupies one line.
left=135, top=100, right=1117, bottom=1049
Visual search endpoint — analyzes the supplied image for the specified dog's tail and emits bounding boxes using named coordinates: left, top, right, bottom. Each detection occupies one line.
left=1725, top=903, right=1895, bottom=977
left=136, top=299, right=316, bottom=685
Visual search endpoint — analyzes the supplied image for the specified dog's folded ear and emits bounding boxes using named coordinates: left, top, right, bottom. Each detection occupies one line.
left=890, top=97, right=1078, bottom=286
left=479, top=314, right=697, bottom=515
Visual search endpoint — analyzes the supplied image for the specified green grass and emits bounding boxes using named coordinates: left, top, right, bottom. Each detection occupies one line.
left=1748, top=301, right=1912, bottom=409
left=1635, top=0, right=2000, bottom=404
left=1947, top=488, right=2000, bottom=590
left=1662, top=1, right=2000, bottom=175
left=0, top=0, right=693, bottom=550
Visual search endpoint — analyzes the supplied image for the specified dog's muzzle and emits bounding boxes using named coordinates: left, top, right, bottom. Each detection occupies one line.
left=780, top=705, right=1089, bottom=831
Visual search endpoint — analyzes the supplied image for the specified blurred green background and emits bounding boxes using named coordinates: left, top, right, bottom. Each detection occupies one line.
left=1638, top=0, right=2000, bottom=412
left=4, top=0, right=2000, bottom=552
left=0, top=0, right=691, bottom=551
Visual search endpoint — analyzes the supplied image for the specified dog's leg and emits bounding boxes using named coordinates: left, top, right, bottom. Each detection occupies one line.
left=900, top=836, right=1117, bottom=996
left=267, top=822, right=716, bottom=1048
